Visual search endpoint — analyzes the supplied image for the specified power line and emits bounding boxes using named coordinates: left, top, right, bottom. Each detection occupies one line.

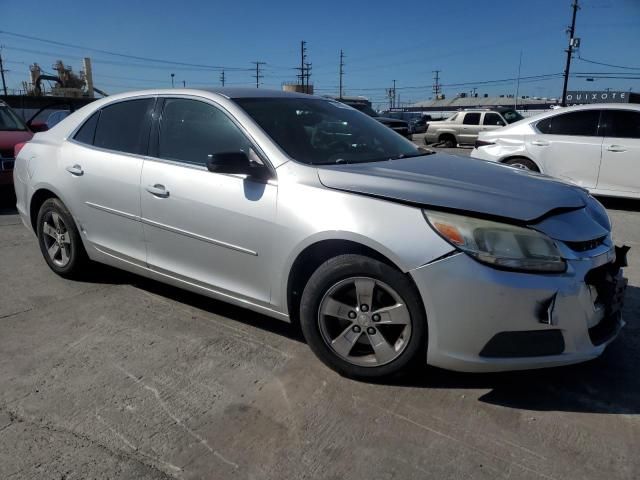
left=0, top=30, right=252, bottom=71
left=577, top=56, right=640, bottom=71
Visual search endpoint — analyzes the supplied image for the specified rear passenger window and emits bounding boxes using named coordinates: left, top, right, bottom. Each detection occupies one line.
left=483, top=113, right=505, bottom=126
left=93, top=99, right=154, bottom=154
left=536, top=110, right=601, bottom=136
left=73, top=111, right=99, bottom=145
left=463, top=113, right=481, bottom=125
left=603, top=110, right=640, bottom=139
left=157, top=98, right=251, bottom=166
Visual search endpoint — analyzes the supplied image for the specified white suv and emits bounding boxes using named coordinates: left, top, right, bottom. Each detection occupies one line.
left=471, top=104, right=640, bottom=199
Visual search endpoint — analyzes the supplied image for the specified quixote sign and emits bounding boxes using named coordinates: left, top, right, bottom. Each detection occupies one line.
left=565, top=91, right=630, bottom=104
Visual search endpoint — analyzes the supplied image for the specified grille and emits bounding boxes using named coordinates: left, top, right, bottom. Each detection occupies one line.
left=565, top=236, right=606, bottom=252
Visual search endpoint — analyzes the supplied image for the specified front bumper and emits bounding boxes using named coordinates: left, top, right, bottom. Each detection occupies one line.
left=410, top=248, right=626, bottom=372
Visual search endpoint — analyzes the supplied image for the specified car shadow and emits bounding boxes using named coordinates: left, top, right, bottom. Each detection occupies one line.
left=381, top=284, right=640, bottom=415
left=83, top=263, right=305, bottom=343
left=0, top=187, right=17, bottom=215
left=597, top=196, right=640, bottom=212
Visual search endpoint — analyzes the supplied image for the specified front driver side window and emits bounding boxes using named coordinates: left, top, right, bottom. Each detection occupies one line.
left=158, top=98, right=252, bottom=166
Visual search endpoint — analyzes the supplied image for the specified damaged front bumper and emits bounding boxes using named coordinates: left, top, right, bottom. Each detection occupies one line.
left=410, top=243, right=628, bottom=373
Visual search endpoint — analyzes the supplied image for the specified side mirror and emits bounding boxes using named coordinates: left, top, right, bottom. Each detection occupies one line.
left=206, top=151, right=270, bottom=180
left=28, top=121, right=49, bottom=133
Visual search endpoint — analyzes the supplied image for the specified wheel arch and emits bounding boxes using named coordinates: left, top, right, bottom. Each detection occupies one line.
left=500, top=155, right=542, bottom=173
left=285, top=237, right=415, bottom=326
left=29, top=187, right=62, bottom=232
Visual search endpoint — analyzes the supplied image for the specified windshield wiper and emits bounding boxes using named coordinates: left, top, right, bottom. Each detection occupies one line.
left=388, top=150, right=434, bottom=160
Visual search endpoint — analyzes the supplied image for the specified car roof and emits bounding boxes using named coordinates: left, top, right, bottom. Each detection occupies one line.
left=204, top=87, right=316, bottom=100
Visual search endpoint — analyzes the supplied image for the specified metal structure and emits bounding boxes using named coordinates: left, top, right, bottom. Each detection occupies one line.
left=561, top=0, right=580, bottom=107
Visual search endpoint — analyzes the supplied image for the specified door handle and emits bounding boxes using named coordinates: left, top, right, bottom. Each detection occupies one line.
left=530, top=140, right=550, bottom=147
left=606, top=145, right=626, bottom=153
left=146, top=184, right=170, bottom=198
left=65, top=164, right=84, bottom=176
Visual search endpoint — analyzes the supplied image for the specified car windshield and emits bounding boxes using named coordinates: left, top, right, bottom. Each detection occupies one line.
left=235, top=97, right=425, bottom=165
left=0, top=106, right=28, bottom=131
left=501, top=109, right=524, bottom=124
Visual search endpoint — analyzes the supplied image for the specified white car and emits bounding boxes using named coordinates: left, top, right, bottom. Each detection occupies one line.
left=471, top=104, right=640, bottom=199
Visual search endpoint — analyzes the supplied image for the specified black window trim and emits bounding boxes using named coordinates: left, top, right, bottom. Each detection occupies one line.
left=67, top=94, right=158, bottom=159
left=533, top=109, right=605, bottom=137
left=148, top=94, right=276, bottom=181
left=601, top=108, right=640, bottom=139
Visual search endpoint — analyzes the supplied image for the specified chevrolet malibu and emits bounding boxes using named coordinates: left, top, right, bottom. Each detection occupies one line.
left=13, top=89, right=628, bottom=379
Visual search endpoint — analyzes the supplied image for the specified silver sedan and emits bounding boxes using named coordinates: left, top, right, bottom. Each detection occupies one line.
left=13, top=88, right=628, bottom=378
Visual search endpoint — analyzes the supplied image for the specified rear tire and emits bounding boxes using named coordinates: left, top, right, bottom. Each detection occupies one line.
left=504, top=157, right=540, bottom=172
left=439, top=134, right=456, bottom=148
left=299, top=254, right=427, bottom=379
left=36, top=198, right=89, bottom=279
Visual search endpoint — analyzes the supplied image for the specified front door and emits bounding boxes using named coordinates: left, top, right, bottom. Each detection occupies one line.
left=597, top=109, right=640, bottom=194
left=140, top=97, right=277, bottom=304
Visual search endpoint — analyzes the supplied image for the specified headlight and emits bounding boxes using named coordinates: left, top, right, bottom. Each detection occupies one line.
left=424, top=210, right=566, bottom=273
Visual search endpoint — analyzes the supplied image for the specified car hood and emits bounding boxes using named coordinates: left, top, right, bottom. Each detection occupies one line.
left=316, top=153, right=590, bottom=224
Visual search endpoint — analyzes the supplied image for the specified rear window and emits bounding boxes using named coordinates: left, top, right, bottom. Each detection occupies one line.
left=73, top=111, right=100, bottom=145
left=93, top=99, right=155, bottom=154
left=462, top=113, right=481, bottom=125
left=536, top=110, right=601, bottom=136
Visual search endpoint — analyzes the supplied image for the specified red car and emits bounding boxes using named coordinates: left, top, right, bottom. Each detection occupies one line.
left=0, top=101, right=47, bottom=187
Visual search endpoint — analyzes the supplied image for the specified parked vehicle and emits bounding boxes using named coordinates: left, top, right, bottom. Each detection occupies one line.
left=424, top=108, right=523, bottom=147
left=410, top=116, right=429, bottom=134
left=471, top=104, right=640, bottom=199
left=335, top=98, right=412, bottom=139
left=14, top=89, right=627, bottom=378
left=0, top=100, right=48, bottom=187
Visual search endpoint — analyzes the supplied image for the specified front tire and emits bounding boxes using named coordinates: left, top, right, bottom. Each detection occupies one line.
left=300, top=254, right=427, bottom=379
left=504, top=157, right=540, bottom=172
left=36, top=198, right=88, bottom=279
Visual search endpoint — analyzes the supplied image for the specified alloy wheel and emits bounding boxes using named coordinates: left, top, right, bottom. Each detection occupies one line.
left=317, top=277, right=412, bottom=367
left=42, top=211, right=72, bottom=267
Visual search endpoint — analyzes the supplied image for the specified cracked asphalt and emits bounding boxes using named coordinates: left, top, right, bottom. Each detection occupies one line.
left=1, top=178, right=639, bottom=480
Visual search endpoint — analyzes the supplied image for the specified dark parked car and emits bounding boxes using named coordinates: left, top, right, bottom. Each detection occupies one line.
left=0, top=100, right=48, bottom=187
left=335, top=98, right=412, bottom=139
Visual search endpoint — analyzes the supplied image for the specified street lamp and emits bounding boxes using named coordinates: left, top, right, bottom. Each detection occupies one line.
left=170, top=73, right=175, bottom=88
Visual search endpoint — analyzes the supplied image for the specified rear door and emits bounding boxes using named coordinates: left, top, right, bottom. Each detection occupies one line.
left=525, top=109, right=603, bottom=188
left=61, top=97, right=154, bottom=263
left=598, top=109, right=640, bottom=194
left=458, top=112, right=482, bottom=144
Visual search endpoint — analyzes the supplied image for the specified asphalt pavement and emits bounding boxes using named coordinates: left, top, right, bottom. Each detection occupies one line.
left=1, top=178, right=639, bottom=479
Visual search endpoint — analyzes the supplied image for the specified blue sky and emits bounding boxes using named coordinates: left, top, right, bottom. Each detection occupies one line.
left=2, top=0, right=639, bottom=108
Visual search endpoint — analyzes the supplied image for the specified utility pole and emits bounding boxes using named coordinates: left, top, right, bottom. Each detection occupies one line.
left=297, top=41, right=307, bottom=90
left=515, top=50, right=523, bottom=110
left=0, top=48, right=8, bottom=96
left=432, top=70, right=441, bottom=98
left=304, top=62, right=312, bottom=93
left=182, top=80, right=186, bottom=88
left=220, top=69, right=225, bottom=87
left=339, top=49, right=345, bottom=99
left=561, top=0, right=580, bottom=107
left=393, top=80, right=396, bottom=109
left=170, top=73, right=175, bottom=88
left=252, top=61, right=265, bottom=88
